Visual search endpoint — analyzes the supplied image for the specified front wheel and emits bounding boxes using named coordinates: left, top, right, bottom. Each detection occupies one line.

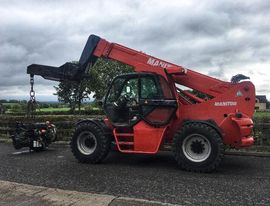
left=173, top=123, right=224, bottom=172
left=70, top=122, right=111, bottom=163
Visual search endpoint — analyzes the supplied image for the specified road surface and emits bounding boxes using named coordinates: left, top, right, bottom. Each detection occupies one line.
left=0, top=143, right=269, bottom=205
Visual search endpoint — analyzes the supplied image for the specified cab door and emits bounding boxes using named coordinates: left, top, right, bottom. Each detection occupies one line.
left=104, top=73, right=177, bottom=153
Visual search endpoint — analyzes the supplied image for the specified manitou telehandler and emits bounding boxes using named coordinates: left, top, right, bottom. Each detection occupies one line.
left=27, top=35, right=255, bottom=172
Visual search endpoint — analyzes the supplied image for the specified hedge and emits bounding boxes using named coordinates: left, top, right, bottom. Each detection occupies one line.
left=0, top=115, right=269, bottom=146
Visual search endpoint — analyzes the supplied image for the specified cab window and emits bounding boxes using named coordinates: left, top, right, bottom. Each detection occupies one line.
left=141, top=77, right=159, bottom=99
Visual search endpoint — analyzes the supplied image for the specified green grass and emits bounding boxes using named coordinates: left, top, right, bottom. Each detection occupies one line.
left=39, top=107, right=70, bottom=112
left=38, top=107, right=96, bottom=112
left=253, top=111, right=270, bottom=118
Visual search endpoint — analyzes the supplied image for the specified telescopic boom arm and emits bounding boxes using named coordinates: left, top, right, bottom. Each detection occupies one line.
left=27, top=35, right=233, bottom=97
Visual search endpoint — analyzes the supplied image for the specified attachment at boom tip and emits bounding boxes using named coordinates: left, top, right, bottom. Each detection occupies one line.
left=27, top=35, right=101, bottom=82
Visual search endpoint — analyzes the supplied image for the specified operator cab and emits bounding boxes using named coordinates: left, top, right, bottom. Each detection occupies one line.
left=103, top=73, right=177, bottom=127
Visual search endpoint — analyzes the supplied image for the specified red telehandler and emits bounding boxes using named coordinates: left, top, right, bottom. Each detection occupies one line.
left=27, top=35, right=255, bottom=172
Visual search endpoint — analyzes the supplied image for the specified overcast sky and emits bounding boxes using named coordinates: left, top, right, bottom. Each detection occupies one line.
left=0, top=0, right=269, bottom=101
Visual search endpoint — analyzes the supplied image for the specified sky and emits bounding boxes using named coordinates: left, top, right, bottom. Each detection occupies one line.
left=0, top=0, right=269, bottom=101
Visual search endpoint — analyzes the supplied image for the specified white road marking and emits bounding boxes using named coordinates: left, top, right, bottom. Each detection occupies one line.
left=12, top=150, right=30, bottom=155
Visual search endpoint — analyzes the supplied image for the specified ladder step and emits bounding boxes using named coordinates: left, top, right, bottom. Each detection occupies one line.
left=115, top=133, right=134, bottom=137
left=118, top=141, right=134, bottom=145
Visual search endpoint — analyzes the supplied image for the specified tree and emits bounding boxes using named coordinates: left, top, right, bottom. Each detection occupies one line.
left=75, top=80, right=91, bottom=111
left=0, top=103, right=5, bottom=114
left=87, top=58, right=133, bottom=100
left=54, top=58, right=132, bottom=111
left=9, top=99, right=19, bottom=103
left=54, top=79, right=90, bottom=112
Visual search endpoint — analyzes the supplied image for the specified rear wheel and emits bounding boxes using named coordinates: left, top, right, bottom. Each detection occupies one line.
left=71, top=122, right=111, bottom=163
left=173, top=123, right=224, bottom=172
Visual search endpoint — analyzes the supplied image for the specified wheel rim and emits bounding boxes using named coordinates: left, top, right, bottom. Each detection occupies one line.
left=182, top=134, right=211, bottom=162
left=77, top=131, right=97, bottom=155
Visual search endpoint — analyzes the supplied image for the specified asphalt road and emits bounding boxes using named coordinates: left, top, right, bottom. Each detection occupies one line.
left=0, top=143, right=269, bottom=206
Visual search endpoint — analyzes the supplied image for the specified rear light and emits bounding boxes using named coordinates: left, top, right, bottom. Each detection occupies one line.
left=41, top=129, right=47, bottom=133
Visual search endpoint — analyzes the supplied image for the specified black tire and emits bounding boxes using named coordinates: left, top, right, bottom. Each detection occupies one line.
left=11, top=135, right=22, bottom=150
left=70, top=122, right=111, bottom=163
left=172, top=123, right=224, bottom=172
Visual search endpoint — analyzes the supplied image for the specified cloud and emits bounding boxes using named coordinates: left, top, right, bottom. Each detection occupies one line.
left=0, top=0, right=269, bottom=101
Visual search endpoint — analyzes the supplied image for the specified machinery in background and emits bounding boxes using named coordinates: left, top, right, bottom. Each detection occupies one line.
left=10, top=121, right=57, bottom=151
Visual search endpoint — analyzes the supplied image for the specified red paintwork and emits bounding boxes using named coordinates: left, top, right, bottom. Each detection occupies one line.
left=93, top=36, right=256, bottom=153
left=113, top=122, right=167, bottom=153
left=146, top=107, right=174, bottom=123
left=133, top=121, right=167, bottom=153
left=180, top=90, right=204, bottom=103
